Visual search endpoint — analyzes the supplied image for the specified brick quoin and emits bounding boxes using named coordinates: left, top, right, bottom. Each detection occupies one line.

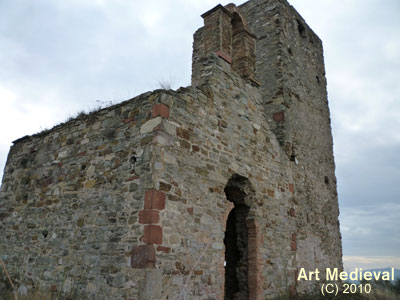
left=143, top=225, right=163, bottom=244
left=247, top=219, right=263, bottom=300
left=132, top=189, right=166, bottom=269
left=151, top=103, right=170, bottom=119
left=291, top=269, right=299, bottom=297
left=144, top=189, right=166, bottom=210
left=290, top=284, right=297, bottom=297
left=291, top=240, right=297, bottom=251
left=138, top=209, right=160, bottom=224
left=131, top=245, right=156, bottom=269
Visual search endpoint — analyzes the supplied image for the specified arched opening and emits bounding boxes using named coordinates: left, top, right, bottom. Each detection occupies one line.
left=231, top=12, right=256, bottom=80
left=231, top=12, right=245, bottom=34
left=224, top=174, right=251, bottom=300
left=231, top=13, right=246, bottom=77
left=199, top=5, right=256, bottom=82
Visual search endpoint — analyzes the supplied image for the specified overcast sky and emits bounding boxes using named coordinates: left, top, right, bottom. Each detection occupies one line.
left=0, top=0, right=399, bottom=271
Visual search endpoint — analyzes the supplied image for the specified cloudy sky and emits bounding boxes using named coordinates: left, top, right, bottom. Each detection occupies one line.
left=0, top=0, right=399, bottom=271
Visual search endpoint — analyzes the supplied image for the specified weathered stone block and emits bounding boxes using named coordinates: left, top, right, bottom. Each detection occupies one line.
left=273, top=111, right=285, bottom=122
left=140, top=117, right=162, bottom=134
left=138, top=269, right=162, bottom=300
left=289, top=208, right=296, bottom=217
left=176, top=128, right=190, bottom=140
left=152, top=132, right=170, bottom=146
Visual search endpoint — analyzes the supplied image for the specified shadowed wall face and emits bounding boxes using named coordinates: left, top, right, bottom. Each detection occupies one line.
left=239, top=0, right=343, bottom=292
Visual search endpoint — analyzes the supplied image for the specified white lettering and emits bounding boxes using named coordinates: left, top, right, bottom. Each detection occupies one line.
left=297, top=268, right=308, bottom=281
left=326, top=268, right=338, bottom=281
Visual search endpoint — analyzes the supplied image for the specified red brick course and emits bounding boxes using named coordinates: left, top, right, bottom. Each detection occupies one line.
left=216, top=50, right=232, bottom=64
left=157, top=245, right=171, bottom=253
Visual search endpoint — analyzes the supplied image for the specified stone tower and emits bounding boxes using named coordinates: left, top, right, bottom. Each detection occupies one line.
left=0, top=0, right=342, bottom=299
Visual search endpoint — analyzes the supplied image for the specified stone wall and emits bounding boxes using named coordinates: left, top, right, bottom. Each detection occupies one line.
left=150, top=55, right=298, bottom=299
left=239, top=0, right=343, bottom=292
left=0, top=55, right=300, bottom=300
left=0, top=0, right=342, bottom=299
left=0, top=91, right=169, bottom=299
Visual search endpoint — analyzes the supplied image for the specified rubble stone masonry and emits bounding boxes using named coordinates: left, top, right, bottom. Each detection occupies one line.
left=0, top=0, right=342, bottom=299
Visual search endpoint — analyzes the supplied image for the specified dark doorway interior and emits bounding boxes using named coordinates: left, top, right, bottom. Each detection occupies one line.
left=224, top=175, right=250, bottom=300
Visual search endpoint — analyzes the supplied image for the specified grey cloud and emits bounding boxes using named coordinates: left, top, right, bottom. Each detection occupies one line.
left=0, top=0, right=191, bottom=107
left=340, top=203, right=400, bottom=256
left=335, top=142, right=400, bottom=262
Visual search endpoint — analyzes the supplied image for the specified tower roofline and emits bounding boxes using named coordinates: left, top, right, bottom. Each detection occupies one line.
left=201, top=4, right=232, bottom=18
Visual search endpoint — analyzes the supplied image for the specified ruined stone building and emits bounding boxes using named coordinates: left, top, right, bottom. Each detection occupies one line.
left=0, top=0, right=343, bottom=299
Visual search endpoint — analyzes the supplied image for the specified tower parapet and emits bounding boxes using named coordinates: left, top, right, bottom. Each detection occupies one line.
left=192, top=4, right=257, bottom=86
